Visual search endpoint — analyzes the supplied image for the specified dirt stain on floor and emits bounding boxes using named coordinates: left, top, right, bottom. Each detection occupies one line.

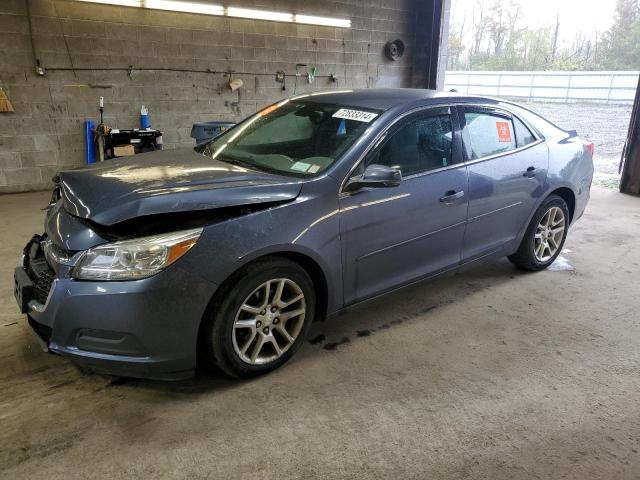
left=308, top=334, right=326, bottom=345
left=322, top=337, right=351, bottom=351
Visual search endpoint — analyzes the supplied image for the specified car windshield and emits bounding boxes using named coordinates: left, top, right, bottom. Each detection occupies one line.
left=204, top=99, right=382, bottom=176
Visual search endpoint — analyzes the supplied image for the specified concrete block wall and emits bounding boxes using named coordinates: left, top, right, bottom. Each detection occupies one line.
left=0, top=0, right=447, bottom=192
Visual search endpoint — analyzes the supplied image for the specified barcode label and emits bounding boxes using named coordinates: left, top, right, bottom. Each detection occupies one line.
left=332, top=108, right=378, bottom=123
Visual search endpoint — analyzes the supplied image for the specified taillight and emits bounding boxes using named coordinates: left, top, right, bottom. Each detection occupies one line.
left=583, top=140, right=594, bottom=157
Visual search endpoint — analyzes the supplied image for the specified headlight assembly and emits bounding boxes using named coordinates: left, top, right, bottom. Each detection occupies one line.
left=73, top=228, right=203, bottom=281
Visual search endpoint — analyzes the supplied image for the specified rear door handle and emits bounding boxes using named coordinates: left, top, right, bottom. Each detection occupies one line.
left=524, top=166, right=536, bottom=178
left=440, top=190, right=465, bottom=203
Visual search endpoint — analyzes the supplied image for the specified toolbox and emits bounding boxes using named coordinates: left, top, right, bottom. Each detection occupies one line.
left=105, top=128, right=163, bottom=158
left=191, top=121, right=235, bottom=145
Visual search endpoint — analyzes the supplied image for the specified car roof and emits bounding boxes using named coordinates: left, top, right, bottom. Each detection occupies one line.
left=291, top=88, right=500, bottom=111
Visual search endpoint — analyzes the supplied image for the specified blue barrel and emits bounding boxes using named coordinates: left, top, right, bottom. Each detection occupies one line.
left=84, top=120, right=96, bottom=164
left=141, top=105, right=149, bottom=129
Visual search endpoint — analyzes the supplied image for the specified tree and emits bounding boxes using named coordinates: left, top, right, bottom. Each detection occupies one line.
left=471, top=1, right=486, bottom=55
left=550, top=15, right=560, bottom=64
left=486, top=0, right=521, bottom=55
left=447, top=33, right=465, bottom=69
left=599, top=0, right=640, bottom=69
left=447, top=1, right=468, bottom=69
left=447, top=0, right=638, bottom=71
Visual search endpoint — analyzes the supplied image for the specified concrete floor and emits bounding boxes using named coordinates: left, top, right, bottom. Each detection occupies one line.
left=0, top=187, right=639, bottom=479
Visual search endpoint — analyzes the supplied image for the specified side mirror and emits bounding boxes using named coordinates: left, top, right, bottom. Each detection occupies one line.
left=344, top=164, right=402, bottom=193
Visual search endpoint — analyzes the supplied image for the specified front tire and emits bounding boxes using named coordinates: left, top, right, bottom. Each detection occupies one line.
left=508, top=194, right=570, bottom=271
left=202, top=257, right=315, bottom=378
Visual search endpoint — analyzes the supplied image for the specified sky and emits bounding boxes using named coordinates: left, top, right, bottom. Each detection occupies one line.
left=451, top=0, right=618, bottom=47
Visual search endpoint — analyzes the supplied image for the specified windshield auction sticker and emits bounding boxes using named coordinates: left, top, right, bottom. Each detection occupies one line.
left=332, top=109, right=378, bottom=123
left=291, top=162, right=311, bottom=172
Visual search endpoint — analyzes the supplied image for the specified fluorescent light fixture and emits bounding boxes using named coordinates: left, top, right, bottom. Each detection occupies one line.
left=75, top=0, right=224, bottom=14
left=227, top=7, right=292, bottom=22
left=77, top=0, right=141, bottom=6
left=295, top=14, right=351, bottom=28
left=74, top=1, right=350, bottom=28
left=144, top=0, right=223, bottom=15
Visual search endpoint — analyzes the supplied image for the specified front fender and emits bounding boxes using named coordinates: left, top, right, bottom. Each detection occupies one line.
left=178, top=178, right=343, bottom=315
left=234, top=243, right=338, bottom=314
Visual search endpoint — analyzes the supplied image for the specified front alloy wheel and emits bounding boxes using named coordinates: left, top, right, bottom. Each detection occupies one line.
left=202, top=257, right=315, bottom=378
left=233, top=278, right=306, bottom=365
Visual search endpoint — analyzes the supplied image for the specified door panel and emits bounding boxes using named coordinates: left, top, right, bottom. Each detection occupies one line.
left=459, top=107, right=548, bottom=261
left=339, top=107, right=468, bottom=304
left=340, top=168, right=468, bottom=303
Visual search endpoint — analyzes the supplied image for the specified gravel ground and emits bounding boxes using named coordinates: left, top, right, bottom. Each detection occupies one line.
left=518, top=101, right=633, bottom=188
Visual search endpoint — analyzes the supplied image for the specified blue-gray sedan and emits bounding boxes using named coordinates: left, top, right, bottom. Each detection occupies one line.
left=14, top=89, right=594, bottom=379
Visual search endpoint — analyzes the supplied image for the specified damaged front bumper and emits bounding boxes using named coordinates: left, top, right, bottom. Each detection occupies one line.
left=14, top=234, right=218, bottom=380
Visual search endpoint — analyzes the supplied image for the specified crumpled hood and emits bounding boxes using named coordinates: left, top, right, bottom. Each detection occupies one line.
left=58, top=148, right=302, bottom=225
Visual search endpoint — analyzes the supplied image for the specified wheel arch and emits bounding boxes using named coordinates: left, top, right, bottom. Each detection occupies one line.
left=511, top=184, right=577, bottom=255
left=267, top=251, right=330, bottom=322
left=549, top=186, right=576, bottom=223
left=196, top=249, right=331, bottom=366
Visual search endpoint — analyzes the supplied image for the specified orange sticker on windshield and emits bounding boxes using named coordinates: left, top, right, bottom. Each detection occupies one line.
left=496, top=121, right=512, bottom=142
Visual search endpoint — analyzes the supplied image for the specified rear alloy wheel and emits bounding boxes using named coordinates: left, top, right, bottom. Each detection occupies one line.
left=202, top=258, right=315, bottom=378
left=533, top=206, right=566, bottom=262
left=508, top=194, right=570, bottom=271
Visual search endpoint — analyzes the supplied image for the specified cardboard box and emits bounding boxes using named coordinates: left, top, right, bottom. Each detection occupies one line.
left=113, top=144, right=135, bottom=157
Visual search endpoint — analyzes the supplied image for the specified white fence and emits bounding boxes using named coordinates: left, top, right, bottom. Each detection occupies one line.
left=444, top=71, right=639, bottom=104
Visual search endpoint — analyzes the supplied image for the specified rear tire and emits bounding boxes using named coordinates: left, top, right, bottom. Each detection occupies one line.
left=508, top=194, right=570, bottom=271
left=201, top=257, right=315, bottom=378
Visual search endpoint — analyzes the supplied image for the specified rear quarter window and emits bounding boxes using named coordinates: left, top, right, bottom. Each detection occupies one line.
left=513, top=116, right=536, bottom=147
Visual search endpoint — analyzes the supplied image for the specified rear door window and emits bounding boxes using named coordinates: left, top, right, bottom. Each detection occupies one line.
left=462, top=111, right=516, bottom=160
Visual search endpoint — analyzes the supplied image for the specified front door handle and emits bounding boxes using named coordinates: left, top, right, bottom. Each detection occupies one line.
left=440, top=190, right=465, bottom=203
left=524, top=166, right=536, bottom=178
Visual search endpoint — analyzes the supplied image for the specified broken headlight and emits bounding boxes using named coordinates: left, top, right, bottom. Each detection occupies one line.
left=73, top=228, right=202, bottom=281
